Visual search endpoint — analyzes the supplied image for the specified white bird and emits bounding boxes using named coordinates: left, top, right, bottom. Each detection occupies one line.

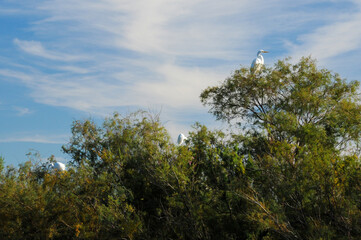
left=177, top=133, right=187, bottom=145
left=52, top=161, right=66, bottom=171
left=251, top=49, right=269, bottom=73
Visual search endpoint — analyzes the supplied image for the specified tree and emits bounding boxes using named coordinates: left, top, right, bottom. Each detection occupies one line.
left=201, top=57, right=361, bottom=239
left=1, top=57, right=360, bottom=239
left=62, top=111, right=271, bottom=239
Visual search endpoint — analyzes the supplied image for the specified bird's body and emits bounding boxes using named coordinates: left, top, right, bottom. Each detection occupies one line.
left=52, top=161, right=66, bottom=171
left=251, top=50, right=268, bottom=73
left=177, top=133, right=187, bottom=145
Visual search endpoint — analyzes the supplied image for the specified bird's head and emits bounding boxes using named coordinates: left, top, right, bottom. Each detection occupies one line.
left=177, top=133, right=187, bottom=145
left=257, top=50, right=269, bottom=55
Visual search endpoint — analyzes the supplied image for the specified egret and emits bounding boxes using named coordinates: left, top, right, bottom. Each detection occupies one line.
left=250, top=49, right=268, bottom=73
left=52, top=161, right=66, bottom=171
left=177, top=133, right=187, bottom=145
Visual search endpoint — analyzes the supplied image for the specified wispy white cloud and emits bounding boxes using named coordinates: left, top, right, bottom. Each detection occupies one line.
left=2, top=0, right=275, bottom=114
left=0, top=8, right=21, bottom=15
left=35, top=0, right=256, bottom=59
left=286, top=1, right=361, bottom=63
left=134, top=64, right=225, bottom=108
left=1, top=0, right=361, bottom=140
left=0, top=133, right=68, bottom=144
left=13, top=106, right=33, bottom=116
left=56, top=65, right=89, bottom=74
left=288, top=15, right=361, bottom=62
left=0, top=69, right=33, bottom=82
left=14, top=38, right=86, bottom=61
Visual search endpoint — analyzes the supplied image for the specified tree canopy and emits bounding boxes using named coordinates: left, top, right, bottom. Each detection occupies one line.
left=201, top=57, right=361, bottom=239
left=0, top=57, right=360, bottom=239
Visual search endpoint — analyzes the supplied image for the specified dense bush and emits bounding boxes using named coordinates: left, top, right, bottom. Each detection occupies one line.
left=0, top=58, right=360, bottom=239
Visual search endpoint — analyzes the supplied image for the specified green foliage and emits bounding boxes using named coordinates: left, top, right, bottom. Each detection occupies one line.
left=201, top=57, right=361, bottom=239
left=0, top=156, right=4, bottom=174
left=0, top=57, right=360, bottom=239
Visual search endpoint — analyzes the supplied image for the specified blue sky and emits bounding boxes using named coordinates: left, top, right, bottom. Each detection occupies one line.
left=1, top=0, right=361, bottom=166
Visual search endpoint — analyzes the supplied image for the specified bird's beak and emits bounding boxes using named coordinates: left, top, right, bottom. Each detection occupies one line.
left=263, top=51, right=269, bottom=53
